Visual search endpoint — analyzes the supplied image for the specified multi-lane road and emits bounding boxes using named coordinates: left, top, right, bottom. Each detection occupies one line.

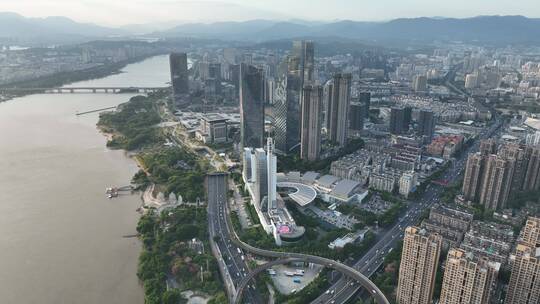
left=207, top=173, right=263, bottom=304
left=207, top=116, right=502, bottom=304
left=313, top=117, right=503, bottom=304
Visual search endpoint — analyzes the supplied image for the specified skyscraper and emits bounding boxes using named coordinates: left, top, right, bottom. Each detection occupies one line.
left=506, top=217, right=540, bottom=304
left=417, top=110, right=435, bottom=141
left=300, top=85, right=323, bottom=161
left=523, top=146, right=540, bottom=191
left=169, top=52, right=189, bottom=108
left=274, top=71, right=301, bottom=154
left=479, top=138, right=497, bottom=156
left=240, top=63, right=265, bottom=149
left=349, top=103, right=365, bottom=131
left=462, top=153, right=484, bottom=202
left=251, top=147, right=267, bottom=207
left=326, top=73, right=352, bottom=147
left=389, top=107, right=405, bottom=135
left=439, top=249, right=500, bottom=304
left=403, top=106, right=412, bottom=131
left=292, top=40, right=315, bottom=85
left=397, top=227, right=442, bottom=304
left=275, top=42, right=314, bottom=155
left=266, top=138, right=277, bottom=209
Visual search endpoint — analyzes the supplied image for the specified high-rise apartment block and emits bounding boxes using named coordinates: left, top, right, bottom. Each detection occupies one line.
left=439, top=249, right=500, bottom=304
left=506, top=217, right=540, bottom=304
left=326, top=73, right=352, bottom=147
left=240, top=63, right=265, bottom=149
left=399, top=171, right=418, bottom=198
left=397, top=227, right=442, bottom=304
left=300, top=85, right=323, bottom=161
left=478, top=154, right=514, bottom=210
left=463, top=153, right=484, bottom=202
left=412, top=74, right=428, bottom=92
left=460, top=140, right=540, bottom=210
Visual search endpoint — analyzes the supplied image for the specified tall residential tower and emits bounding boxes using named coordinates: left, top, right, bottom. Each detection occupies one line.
left=397, top=227, right=442, bottom=304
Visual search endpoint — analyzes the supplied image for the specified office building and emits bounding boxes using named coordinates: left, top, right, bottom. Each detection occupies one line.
left=266, top=138, right=277, bottom=209
left=397, top=227, right=442, bottom=304
left=292, top=40, right=315, bottom=85
left=359, top=92, right=371, bottom=118
left=349, top=103, right=365, bottom=131
left=403, top=106, right=412, bottom=131
left=326, top=73, right=352, bottom=147
left=274, top=71, right=301, bottom=154
left=251, top=148, right=268, bottom=207
left=417, top=110, right=435, bottom=141
left=412, top=75, right=428, bottom=92
left=505, top=217, right=540, bottom=304
left=439, top=249, right=500, bottom=304
left=390, top=107, right=406, bottom=135
left=275, top=41, right=315, bottom=154
left=198, top=114, right=228, bottom=144
left=240, top=63, right=265, bottom=149
left=169, top=52, right=189, bottom=108
left=300, top=85, right=323, bottom=161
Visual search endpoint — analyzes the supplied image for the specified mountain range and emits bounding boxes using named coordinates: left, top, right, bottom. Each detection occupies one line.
left=160, top=15, right=540, bottom=45
left=1, top=12, right=540, bottom=46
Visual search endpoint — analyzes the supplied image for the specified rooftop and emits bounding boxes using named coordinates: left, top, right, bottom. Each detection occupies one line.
left=332, top=179, right=361, bottom=198
left=276, top=182, right=317, bottom=207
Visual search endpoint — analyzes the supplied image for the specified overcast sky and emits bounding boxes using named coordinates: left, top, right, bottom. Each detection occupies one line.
left=3, top=0, right=540, bottom=26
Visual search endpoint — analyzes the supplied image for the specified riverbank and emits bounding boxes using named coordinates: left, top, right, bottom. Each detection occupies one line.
left=97, top=91, right=225, bottom=303
left=0, top=53, right=164, bottom=102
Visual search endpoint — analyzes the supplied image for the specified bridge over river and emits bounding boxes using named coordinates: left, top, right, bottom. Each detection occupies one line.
left=0, top=86, right=169, bottom=94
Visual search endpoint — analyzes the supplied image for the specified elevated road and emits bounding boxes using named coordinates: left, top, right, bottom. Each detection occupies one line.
left=206, top=173, right=263, bottom=304
left=207, top=173, right=389, bottom=304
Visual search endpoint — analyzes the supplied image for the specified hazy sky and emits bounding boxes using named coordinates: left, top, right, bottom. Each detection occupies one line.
left=3, top=0, right=540, bottom=26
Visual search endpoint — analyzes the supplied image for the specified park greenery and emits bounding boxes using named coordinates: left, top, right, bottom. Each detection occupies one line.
left=98, top=94, right=164, bottom=150
left=133, top=146, right=210, bottom=202
left=337, top=196, right=405, bottom=228
left=137, top=207, right=224, bottom=304
left=231, top=203, right=376, bottom=262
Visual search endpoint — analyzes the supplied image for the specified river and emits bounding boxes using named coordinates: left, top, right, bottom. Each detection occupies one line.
left=0, top=55, right=170, bottom=304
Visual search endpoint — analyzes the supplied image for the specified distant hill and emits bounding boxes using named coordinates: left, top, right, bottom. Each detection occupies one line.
left=159, top=15, right=540, bottom=45
left=0, top=12, right=126, bottom=45
left=2, top=13, right=540, bottom=46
